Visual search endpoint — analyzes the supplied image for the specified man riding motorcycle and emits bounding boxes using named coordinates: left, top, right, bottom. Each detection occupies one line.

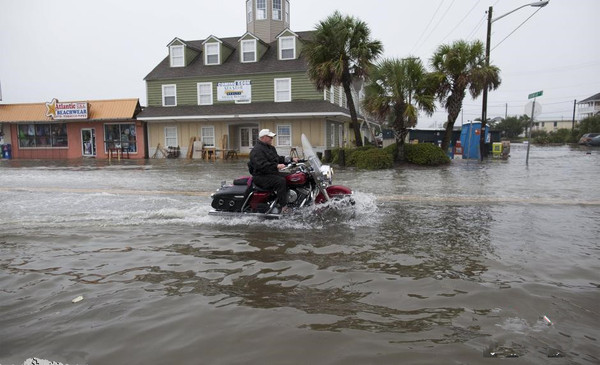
left=248, top=129, right=297, bottom=213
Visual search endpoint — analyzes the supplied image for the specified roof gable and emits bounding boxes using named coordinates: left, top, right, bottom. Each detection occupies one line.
left=579, top=92, right=600, bottom=103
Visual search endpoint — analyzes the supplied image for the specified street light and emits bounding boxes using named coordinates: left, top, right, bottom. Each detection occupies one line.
left=479, top=1, right=549, bottom=160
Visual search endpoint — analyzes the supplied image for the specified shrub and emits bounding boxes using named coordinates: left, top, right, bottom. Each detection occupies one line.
left=404, top=143, right=450, bottom=166
left=382, top=143, right=398, bottom=161
left=354, top=148, right=394, bottom=170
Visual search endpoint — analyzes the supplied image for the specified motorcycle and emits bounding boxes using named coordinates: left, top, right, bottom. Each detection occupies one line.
left=209, top=134, right=354, bottom=219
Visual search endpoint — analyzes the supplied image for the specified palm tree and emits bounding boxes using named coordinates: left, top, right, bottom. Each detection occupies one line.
left=429, top=40, right=501, bottom=153
left=362, top=57, right=435, bottom=160
left=304, top=11, right=383, bottom=147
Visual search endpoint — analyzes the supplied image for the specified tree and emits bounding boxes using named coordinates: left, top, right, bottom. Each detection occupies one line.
left=495, top=115, right=529, bottom=139
left=304, top=11, right=383, bottom=147
left=577, top=115, right=600, bottom=137
left=362, top=57, right=435, bottom=161
left=429, top=40, right=501, bottom=153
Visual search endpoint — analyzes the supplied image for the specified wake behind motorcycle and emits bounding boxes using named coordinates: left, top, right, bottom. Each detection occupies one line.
left=208, top=134, right=354, bottom=219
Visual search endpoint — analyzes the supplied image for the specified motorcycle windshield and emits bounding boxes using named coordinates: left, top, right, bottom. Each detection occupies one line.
left=301, top=134, right=322, bottom=171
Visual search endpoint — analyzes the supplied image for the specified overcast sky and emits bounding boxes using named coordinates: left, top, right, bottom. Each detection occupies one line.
left=1, top=0, right=599, bottom=127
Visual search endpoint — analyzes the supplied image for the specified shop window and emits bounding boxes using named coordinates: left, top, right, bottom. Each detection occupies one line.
left=201, top=126, right=215, bottom=147
left=18, top=123, right=68, bottom=148
left=104, top=123, right=137, bottom=152
left=277, top=125, right=291, bottom=146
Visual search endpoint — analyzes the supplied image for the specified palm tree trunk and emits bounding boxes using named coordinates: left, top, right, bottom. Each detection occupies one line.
left=441, top=93, right=463, bottom=152
left=342, top=75, right=363, bottom=147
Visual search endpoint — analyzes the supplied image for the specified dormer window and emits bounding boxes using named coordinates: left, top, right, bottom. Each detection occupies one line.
left=279, top=36, right=295, bottom=60
left=256, top=0, right=266, bottom=20
left=273, top=0, right=282, bottom=20
left=170, top=45, right=184, bottom=67
left=205, top=43, right=220, bottom=65
left=241, top=40, right=256, bottom=63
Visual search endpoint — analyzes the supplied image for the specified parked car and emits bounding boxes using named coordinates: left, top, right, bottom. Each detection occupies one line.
left=587, top=135, right=600, bottom=146
left=578, top=133, right=600, bottom=145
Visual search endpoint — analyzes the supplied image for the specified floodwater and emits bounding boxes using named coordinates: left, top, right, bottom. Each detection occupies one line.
left=1, top=144, right=599, bottom=365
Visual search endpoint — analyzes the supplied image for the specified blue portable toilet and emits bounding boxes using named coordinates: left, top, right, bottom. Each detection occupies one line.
left=460, top=122, right=489, bottom=159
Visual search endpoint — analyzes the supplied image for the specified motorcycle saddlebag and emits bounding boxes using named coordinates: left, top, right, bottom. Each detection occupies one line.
left=211, top=184, right=249, bottom=211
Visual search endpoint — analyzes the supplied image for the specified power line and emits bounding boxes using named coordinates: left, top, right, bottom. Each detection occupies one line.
left=491, top=7, right=543, bottom=52
left=466, top=14, right=486, bottom=40
left=418, top=0, right=457, bottom=49
left=410, top=0, right=445, bottom=54
left=440, top=0, right=481, bottom=43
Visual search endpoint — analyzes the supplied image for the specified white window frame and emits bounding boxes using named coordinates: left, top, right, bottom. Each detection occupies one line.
left=205, top=43, right=220, bottom=65
left=279, top=36, right=296, bottom=60
left=272, top=0, right=282, bottom=20
left=330, top=124, right=336, bottom=147
left=201, top=126, right=215, bottom=147
left=165, top=126, right=178, bottom=147
left=274, top=78, right=291, bottom=102
left=169, top=45, right=184, bottom=67
left=339, top=125, right=344, bottom=147
left=276, top=124, right=291, bottom=147
left=285, top=0, right=290, bottom=24
left=339, top=85, right=344, bottom=106
left=241, top=39, right=257, bottom=63
left=197, top=82, right=213, bottom=105
left=246, top=0, right=253, bottom=22
left=329, top=85, right=335, bottom=103
left=162, top=84, right=177, bottom=106
left=256, top=0, right=266, bottom=20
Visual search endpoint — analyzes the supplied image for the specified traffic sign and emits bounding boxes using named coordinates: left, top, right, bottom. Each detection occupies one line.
left=528, top=90, right=543, bottom=99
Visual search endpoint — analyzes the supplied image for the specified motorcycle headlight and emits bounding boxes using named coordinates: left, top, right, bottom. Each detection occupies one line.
left=320, top=165, right=333, bottom=184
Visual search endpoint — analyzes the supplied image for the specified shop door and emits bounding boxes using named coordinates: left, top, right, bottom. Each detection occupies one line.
left=239, top=127, right=259, bottom=154
left=81, top=128, right=96, bottom=157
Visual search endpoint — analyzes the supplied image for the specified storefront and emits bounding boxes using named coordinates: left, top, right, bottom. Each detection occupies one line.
left=0, top=98, right=146, bottom=160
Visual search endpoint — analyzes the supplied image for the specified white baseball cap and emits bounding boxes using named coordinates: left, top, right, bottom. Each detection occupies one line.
left=258, top=129, right=276, bottom=138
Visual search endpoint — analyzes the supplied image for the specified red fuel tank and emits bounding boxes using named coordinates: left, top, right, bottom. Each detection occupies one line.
left=286, top=172, right=307, bottom=186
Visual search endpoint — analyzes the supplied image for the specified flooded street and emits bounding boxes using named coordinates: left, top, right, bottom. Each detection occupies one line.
left=1, top=144, right=599, bottom=365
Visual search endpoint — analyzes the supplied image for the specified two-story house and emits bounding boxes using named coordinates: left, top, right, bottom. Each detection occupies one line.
left=578, top=92, right=600, bottom=120
left=138, top=0, right=358, bottom=158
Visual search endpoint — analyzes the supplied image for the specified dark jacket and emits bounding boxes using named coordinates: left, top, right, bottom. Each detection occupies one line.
left=249, top=140, right=285, bottom=176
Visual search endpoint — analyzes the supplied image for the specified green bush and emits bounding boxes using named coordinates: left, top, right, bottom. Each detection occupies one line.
left=382, top=143, right=398, bottom=160
left=354, top=148, right=394, bottom=170
left=404, top=143, right=450, bottom=166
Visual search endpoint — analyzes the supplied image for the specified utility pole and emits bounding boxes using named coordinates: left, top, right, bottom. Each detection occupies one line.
left=479, top=6, right=493, bottom=161
left=571, top=99, right=577, bottom=131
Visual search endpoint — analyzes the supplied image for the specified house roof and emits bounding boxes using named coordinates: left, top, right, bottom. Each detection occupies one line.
left=579, top=92, right=600, bottom=103
left=144, top=31, right=314, bottom=81
left=0, top=99, right=141, bottom=122
left=137, top=100, right=358, bottom=121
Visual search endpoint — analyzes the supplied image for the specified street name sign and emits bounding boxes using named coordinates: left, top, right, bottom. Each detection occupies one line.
left=528, top=90, right=543, bottom=99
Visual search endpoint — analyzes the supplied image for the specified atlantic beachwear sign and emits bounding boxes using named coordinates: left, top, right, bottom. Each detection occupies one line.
left=217, top=80, right=251, bottom=101
left=45, top=98, right=88, bottom=120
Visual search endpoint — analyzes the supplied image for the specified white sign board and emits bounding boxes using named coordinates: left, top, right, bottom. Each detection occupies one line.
left=217, top=80, right=252, bottom=101
left=45, top=98, right=88, bottom=120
